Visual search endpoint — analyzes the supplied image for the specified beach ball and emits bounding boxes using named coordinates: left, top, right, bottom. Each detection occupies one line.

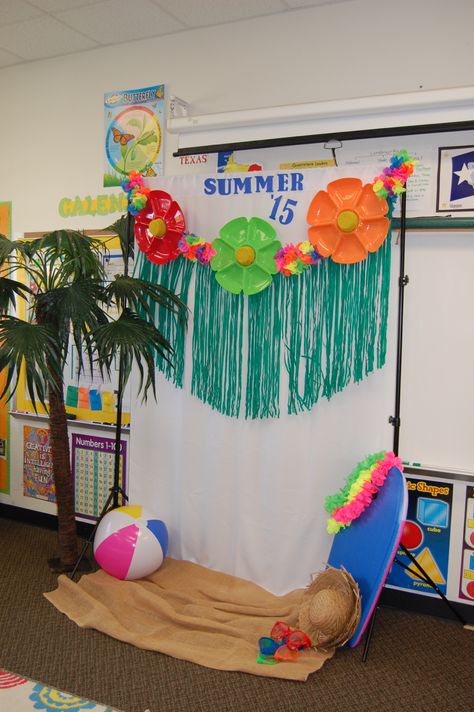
left=93, top=504, right=168, bottom=580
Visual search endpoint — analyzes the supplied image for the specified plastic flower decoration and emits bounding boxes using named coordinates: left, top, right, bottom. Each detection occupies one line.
left=134, top=190, right=186, bottom=265
left=307, top=178, right=390, bottom=264
left=210, top=217, right=282, bottom=295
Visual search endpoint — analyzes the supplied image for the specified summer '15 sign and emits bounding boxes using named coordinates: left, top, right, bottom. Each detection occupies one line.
left=104, top=84, right=164, bottom=187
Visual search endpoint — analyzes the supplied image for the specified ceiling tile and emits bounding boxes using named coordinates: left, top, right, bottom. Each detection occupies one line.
left=154, top=0, right=287, bottom=27
left=0, top=15, right=98, bottom=60
left=0, top=0, right=43, bottom=26
left=28, top=0, right=105, bottom=12
left=55, top=0, right=184, bottom=44
left=0, top=47, right=24, bottom=67
left=283, top=0, right=352, bottom=7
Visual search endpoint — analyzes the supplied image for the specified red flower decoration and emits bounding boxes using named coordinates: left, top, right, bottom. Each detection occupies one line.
left=134, top=190, right=186, bottom=264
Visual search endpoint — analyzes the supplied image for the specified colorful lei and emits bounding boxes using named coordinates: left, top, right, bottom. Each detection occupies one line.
left=274, top=240, right=321, bottom=275
left=122, top=170, right=151, bottom=215
left=372, top=150, right=417, bottom=204
left=325, top=451, right=403, bottom=534
left=178, top=233, right=216, bottom=265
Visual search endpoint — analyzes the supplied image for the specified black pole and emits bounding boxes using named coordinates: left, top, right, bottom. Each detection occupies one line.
left=363, top=192, right=409, bottom=660
left=395, top=545, right=467, bottom=625
left=389, top=191, right=408, bottom=456
left=111, top=210, right=133, bottom=508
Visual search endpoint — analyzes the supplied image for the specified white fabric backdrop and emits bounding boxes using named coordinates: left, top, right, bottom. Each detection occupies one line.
left=129, top=168, right=398, bottom=595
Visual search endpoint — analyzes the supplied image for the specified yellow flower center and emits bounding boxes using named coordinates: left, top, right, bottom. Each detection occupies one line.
left=235, top=245, right=256, bottom=266
left=149, top=217, right=167, bottom=238
left=336, top=209, right=359, bottom=233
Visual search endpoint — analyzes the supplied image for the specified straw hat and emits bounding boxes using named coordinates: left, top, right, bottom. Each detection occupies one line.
left=298, top=566, right=361, bottom=652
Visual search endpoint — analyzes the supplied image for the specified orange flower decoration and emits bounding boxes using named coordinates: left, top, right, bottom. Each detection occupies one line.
left=307, top=178, right=390, bottom=264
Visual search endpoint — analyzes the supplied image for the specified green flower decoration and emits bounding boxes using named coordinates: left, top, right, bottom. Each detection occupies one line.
left=210, top=217, right=282, bottom=295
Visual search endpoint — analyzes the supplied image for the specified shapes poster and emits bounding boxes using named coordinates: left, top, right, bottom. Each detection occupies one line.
left=459, top=485, right=474, bottom=601
left=72, top=433, right=127, bottom=520
left=386, top=477, right=452, bottom=594
left=23, top=426, right=55, bottom=502
left=104, top=84, right=164, bottom=187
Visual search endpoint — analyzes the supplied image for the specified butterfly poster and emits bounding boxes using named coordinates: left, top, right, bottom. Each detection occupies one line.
left=103, top=84, right=164, bottom=187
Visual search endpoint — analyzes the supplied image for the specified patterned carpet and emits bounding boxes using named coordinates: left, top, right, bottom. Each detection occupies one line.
left=0, top=670, right=121, bottom=711
left=1, top=517, right=473, bottom=712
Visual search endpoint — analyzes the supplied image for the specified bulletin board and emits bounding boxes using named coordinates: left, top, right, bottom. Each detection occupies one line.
left=14, top=229, right=131, bottom=426
left=3, top=412, right=129, bottom=523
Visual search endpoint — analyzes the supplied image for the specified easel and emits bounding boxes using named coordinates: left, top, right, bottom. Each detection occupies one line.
left=70, top=211, right=134, bottom=579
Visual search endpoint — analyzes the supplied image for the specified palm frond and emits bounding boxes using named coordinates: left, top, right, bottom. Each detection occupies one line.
left=35, top=279, right=109, bottom=371
left=34, top=230, right=106, bottom=283
left=0, top=316, right=62, bottom=410
left=0, top=277, right=33, bottom=313
left=106, top=215, right=134, bottom=263
left=93, top=311, right=174, bottom=400
left=102, top=275, right=188, bottom=324
left=0, top=234, right=34, bottom=271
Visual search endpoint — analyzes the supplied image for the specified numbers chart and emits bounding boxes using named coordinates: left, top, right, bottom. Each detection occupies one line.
left=72, top=433, right=127, bottom=520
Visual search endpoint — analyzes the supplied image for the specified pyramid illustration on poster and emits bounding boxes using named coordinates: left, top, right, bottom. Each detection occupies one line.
left=406, top=546, right=445, bottom=584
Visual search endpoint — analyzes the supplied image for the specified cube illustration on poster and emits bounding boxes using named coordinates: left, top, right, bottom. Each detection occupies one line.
left=417, top=497, right=449, bottom=528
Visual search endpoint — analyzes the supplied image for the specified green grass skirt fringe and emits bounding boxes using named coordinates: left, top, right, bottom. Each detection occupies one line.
left=136, top=233, right=391, bottom=419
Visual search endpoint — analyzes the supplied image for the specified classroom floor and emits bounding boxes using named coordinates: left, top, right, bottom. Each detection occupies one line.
left=0, top=517, right=472, bottom=712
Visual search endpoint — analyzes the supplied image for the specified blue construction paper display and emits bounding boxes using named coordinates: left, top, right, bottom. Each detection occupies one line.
left=89, top=389, right=103, bottom=411
left=328, top=466, right=408, bottom=648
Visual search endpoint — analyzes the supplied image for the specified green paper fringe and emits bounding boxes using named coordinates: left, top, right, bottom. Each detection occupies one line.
left=191, top=263, right=244, bottom=417
left=246, top=273, right=284, bottom=419
left=282, top=233, right=392, bottom=415
left=137, top=229, right=392, bottom=419
left=136, top=253, right=193, bottom=388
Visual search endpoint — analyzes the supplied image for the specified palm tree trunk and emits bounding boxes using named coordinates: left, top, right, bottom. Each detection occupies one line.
left=48, top=370, right=78, bottom=569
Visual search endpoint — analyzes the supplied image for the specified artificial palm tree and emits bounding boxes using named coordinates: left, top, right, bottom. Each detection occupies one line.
left=0, top=223, right=186, bottom=571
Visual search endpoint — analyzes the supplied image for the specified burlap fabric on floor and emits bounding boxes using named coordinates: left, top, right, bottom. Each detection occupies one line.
left=45, top=558, right=333, bottom=681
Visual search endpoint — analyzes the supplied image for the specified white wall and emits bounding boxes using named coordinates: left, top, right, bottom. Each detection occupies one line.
left=0, top=0, right=473, bottom=233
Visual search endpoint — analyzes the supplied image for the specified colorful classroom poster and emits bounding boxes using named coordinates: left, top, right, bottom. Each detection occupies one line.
left=386, top=477, right=453, bottom=595
left=72, top=433, right=127, bottom=520
left=437, top=145, right=474, bottom=212
left=104, top=84, right=164, bottom=187
left=0, top=202, right=11, bottom=493
left=23, top=426, right=55, bottom=502
left=459, top=485, right=474, bottom=601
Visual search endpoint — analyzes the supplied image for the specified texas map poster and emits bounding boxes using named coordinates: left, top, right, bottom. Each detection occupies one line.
left=104, top=84, right=164, bottom=187
left=437, top=145, right=474, bottom=212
